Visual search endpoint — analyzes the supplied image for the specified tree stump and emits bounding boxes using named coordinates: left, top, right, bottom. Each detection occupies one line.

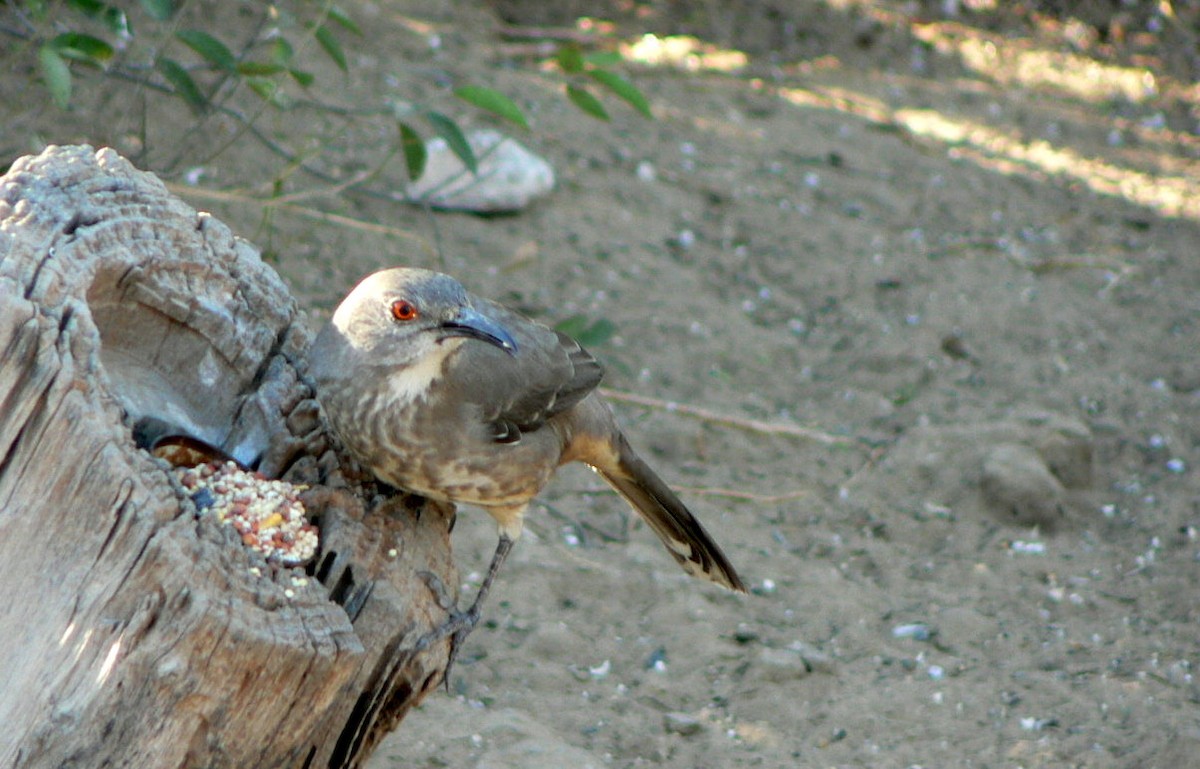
left=0, top=145, right=458, bottom=769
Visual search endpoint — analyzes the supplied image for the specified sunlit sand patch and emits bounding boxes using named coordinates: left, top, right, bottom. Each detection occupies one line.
left=896, top=109, right=1200, bottom=219
left=911, top=21, right=1157, bottom=104
left=621, top=34, right=748, bottom=73
left=777, top=81, right=1199, bottom=220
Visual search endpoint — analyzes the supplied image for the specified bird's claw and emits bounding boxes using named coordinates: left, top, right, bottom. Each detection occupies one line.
left=411, top=602, right=480, bottom=691
left=414, top=571, right=483, bottom=691
left=413, top=535, right=514, bottom=691
left=417, top=569, right=457, bottom=612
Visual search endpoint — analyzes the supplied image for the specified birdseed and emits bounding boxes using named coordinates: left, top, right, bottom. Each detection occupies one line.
left=176, top=461, right=318, bottom=566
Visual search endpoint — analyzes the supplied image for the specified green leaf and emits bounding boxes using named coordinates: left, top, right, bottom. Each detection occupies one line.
left=566, top=84, right=608, bottom=121
left=140, top=0, right=174, bottom=21
left=425, top=111, right=476, bottom=174
left=245, top=76, right=278, bottom=102
left=314, top=25, right=347, bottom=72
left=288, top=68, right=315, bottom=88
left=102, top=7, right=131, bottom=36
left=453, top=85, right=529, bottom=130
left=157, top=57, right=206, bottom=110
left=38, top=45, right=71, bottom=109
left=553, top=314, right=589, bottom=338
left=555, top=315, right=616, bottom=347
left=270, top=38, right=294, bottom=66
left=556, top=42, right=584, bottom=73
left=176, top=29, right=236, bottom=72
left=65, top=0, right=105, bottom=16
left=397, top=122, right=427, bottom=182
left=236, top=61, right=284, bottom=76
left=586, top=69, right=652, bottom=118
left=327, top=6, right=362, bottom=35
left=50, top=33, right=114, bottom=64
left=584, top=50, right=623, bottom=67
left=578, top=318, right=616, bottom=347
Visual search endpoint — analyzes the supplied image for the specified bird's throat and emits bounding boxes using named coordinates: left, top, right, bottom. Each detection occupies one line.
left=385, top=345, right=456, bottom=406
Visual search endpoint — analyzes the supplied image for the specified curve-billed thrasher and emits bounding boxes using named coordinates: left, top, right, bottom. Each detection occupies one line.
left=310, top=268, right=745, bottom=667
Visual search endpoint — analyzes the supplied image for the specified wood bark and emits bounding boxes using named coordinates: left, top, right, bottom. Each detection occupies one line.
left=0, top=145, right=458, bottom=769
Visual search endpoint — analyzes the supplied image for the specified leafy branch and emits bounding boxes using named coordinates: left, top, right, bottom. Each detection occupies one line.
left=8, top=0, right=653, bottom=188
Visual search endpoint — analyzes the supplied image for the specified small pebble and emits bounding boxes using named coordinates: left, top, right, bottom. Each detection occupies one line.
left=664, top=712, right=704, bottom=736
left=733, top=624, right=760, bottom=644
left=892, top=623, right=933, bottom=641
left=1020, top=716, right=1058, bottom=731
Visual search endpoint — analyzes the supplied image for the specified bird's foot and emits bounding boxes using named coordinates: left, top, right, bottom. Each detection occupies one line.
left=413, top=535, right=514, bottom=691
left=414, top=571, right=483, bottom=691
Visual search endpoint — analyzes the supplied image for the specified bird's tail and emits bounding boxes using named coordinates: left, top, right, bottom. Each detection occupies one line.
left=588, top=432, right=747, bottom=593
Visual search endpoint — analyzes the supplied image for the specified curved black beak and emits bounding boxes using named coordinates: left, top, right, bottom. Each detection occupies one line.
left=442, top=306, right=518, bottom=354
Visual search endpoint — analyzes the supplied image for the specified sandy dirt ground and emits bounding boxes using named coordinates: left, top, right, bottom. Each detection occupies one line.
left=7, top=1, right=1200, bottom=767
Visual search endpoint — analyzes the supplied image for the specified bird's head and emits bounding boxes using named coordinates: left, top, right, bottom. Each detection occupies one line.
left=326, top=268, right=518, bottom=367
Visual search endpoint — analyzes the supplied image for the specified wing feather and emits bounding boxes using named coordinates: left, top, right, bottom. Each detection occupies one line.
left=448, top=298, right=604, bottom=440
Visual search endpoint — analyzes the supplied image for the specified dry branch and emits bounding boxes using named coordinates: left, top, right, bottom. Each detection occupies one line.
left=599, top=387, right=856, bottom=446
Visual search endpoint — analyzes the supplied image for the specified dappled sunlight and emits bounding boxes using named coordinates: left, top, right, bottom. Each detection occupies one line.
left=757, top=4, right=1200, bottom=222
left=896, top=108, right=1200, bottom=219
left=779, top=80, right=1200, bottom=220
left=564, top=1, right=1200, bottom=222
left=620, top=34, right=748, bottom=73
left=780, top=84, right=892, bottom=125
left=912, top=21, right=1159, bottom=104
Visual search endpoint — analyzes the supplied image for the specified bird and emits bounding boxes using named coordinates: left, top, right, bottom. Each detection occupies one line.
left=309, top=267, right=746, bottom=673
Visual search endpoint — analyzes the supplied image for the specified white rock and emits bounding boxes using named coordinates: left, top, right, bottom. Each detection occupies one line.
left=406, top=129, right=555, bottom=212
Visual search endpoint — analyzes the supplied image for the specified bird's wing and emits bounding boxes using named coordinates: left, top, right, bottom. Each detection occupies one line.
left=452, top=299, right=604, bottom=438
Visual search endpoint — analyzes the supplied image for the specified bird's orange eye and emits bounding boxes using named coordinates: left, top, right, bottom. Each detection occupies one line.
left=390, top=299, right=419, bottom=322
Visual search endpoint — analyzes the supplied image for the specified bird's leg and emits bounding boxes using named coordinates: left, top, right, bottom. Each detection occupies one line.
left=416, top=533, right=515, bottom=690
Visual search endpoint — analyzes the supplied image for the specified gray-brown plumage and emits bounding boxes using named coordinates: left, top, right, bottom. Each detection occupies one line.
left=310, top=268, right=746, bottom=668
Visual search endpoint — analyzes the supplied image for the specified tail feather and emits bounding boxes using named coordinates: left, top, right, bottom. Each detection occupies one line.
left=593, top=434, right=747, bottom=593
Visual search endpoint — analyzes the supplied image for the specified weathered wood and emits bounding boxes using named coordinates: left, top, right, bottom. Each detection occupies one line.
left=0, top=145, right=457, bottom=769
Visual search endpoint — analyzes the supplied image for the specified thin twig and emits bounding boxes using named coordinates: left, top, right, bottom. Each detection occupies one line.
left=268, top=153, right=397, bottom=205
left=568, top=483, right=809, bottom=506
left=598, top=387, right=855, bottom=445
left=494, top=24, right=606, bottom=43
left=164, top=183, right=435, bottom=250
left=7, top=33, right=416, bottom=202
left=672, top=485, right=811, bottom=504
